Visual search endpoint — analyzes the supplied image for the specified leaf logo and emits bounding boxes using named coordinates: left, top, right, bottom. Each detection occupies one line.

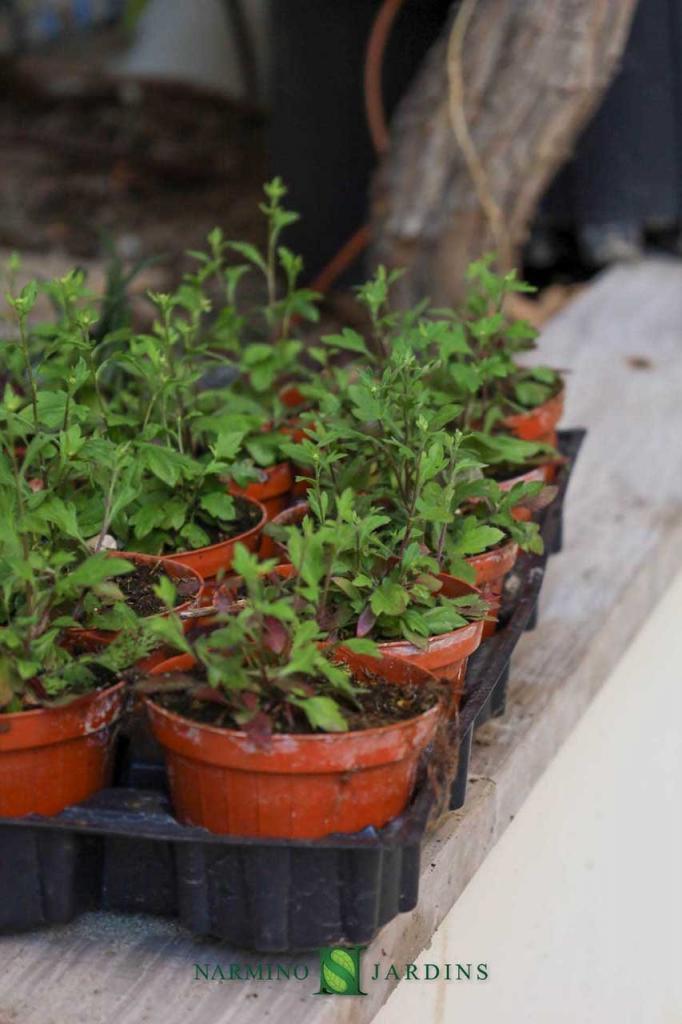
left=316, top=946, right=367, bottom=996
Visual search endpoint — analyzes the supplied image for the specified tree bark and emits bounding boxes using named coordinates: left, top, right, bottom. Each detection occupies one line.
left=370, top=0, right=640, bottom=307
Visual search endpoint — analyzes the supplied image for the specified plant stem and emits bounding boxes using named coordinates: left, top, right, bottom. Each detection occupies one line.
left=93, top=461, right=121, bottom=551
left=15, top=308, right=39, bottom=431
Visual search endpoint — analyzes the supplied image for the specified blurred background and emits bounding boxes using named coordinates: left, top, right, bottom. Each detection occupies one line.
left=0, top=0, right=679, bottom=319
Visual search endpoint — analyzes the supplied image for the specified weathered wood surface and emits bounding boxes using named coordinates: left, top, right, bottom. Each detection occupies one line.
left=2, top=259, right=682, bottom=1024
left=371, top=0, right=638, bottom=306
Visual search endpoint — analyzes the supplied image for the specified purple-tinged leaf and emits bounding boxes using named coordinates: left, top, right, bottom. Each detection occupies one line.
left=356, top=605, right=377, bottom=637
left=263, top=615, right=288, bottom=653
left=243, top=711, right=273, bottom=750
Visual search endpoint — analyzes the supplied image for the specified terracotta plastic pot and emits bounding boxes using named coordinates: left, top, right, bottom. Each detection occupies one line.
left=361, top=574, right=484, bottom=708
left=170, top=496, right=267, bottom=578
left=228, top=464, right=294, bottom=558
left=228, top=462, right=294, bottom=520
left=466, top=540, right=518, bottom=638
left=498, top=462, right=557, bottom=521
left=66, top=552, right=205, bottom=655
left=270, top=509, right=483, bottom=698
left=502, top=387, right=564, bottom=446
left=279, top=384, right=306, bottom=409
left=0, top=681, right=125, bottom=818
left=144, top=652, right=442, bottom=839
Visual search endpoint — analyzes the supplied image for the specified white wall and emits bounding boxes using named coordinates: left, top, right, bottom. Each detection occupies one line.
left=376, top=571, right=682, bottom=1024
left=115, top=0, right=270, bottom=102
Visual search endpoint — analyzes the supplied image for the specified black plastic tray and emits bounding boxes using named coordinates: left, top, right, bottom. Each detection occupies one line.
left=450, top=428, right=585, bottom=809
left=0, top=430, right=584, bottom=951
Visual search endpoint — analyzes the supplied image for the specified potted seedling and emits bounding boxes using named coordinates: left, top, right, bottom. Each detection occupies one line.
left=293, top=265, right=561, bottom=516
left=134, top=179, right=320, bottom=517
left=4, top=279, right=268, bottom=578
left=108, top=435, right=267, bottom=578
left=408, top=256, right=564, bottom=443
left=141, top=545, right=446, bottom=840
left=276, top=489, right=487, bottom=706
left=279, top=347, right=542, bottom=639
left=269, top=351, right=490, bottom=698
left=0, top=522, right=156, bottom=818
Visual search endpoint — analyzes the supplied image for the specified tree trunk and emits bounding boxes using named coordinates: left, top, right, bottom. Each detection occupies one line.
left=370, top=0, right=640, bottom=307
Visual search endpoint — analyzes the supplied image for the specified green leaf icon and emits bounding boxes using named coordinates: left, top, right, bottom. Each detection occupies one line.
left=315, top=946, right=364, bottom=995
left=322, top=962, right=349, bottom=994
left=330, top=949, right=356, bottom=976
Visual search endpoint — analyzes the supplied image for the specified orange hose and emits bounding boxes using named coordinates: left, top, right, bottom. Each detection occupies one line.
left=308, top=0, right=404, bottom=294
left=364, top=0, right=405, bottom=156
left=309, top=224, right=371, bottom=295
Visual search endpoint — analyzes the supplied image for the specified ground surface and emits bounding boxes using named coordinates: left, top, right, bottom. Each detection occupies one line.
left=0, top=59, right=266, bottom=271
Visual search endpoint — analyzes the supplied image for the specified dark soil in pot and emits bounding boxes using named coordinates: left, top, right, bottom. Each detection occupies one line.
left=152, top=670, right=441, bottom=735
left=113, top=563, right=199, bottom=617
left=486, top=458, right=552, bottom=482
left=183, top=494, right=263, bottom=548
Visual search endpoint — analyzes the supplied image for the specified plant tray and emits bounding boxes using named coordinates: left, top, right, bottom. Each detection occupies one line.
left=0, top=430, right=584, bottom=951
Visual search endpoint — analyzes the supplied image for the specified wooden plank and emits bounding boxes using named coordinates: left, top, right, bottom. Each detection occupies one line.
left=1, top=258, right=682, bottom=1024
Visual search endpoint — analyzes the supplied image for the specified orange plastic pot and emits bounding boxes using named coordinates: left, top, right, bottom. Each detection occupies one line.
left=270, top=511, right=483, bottom=698
left=466, top=540, right=518, bottom=637
left=228, top=462, right=294, bottom=520
left=0, top=681, right=125, bottom=818
left=66, top=552, right=205, bottom=655
left=144, top=652, right=442, bottom=839
left=502, top=387, right=564, bottom=446
left=228, top=463, right=294, bottom=558
left=169, top=496, right=267, bottom=578
left=498, top=461, right=557, bottom=521
left=361, top=574, right=483, bottom=709
left=279, top=384, right=307, bottom=409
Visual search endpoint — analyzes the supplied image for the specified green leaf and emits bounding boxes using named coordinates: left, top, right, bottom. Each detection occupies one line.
left=528, top=365, right=558, bottom=384
left=39, top=497, right=81, bottom=540
left=179, top=522, right=211, bottom=549
left=153, top=575, right=176, bottom=610
left=295, top=696, right=348, bottom=733
left=132, top=503, right=177, bottom=539
left=143, top=615, right=191, bottom=654
left=371, top=579, right=409, bottom=617
left=241, top=343, right=276, bottom=367
left=245, top=435, right=279, bottom=467
left=447, top=364, right=481, bottom=394
left=322, top=328, right=370, bottom=356
left=348, top=384, right=382, bottom=422
left=514, top=381, right=551, bottom=409
left=34, top=391, right=84, bottom=429
left=200, top=491, right=236, bottom=522
left=226, top=241, right=266, bottom=273
left=421, top=604, right=467, bottom=635
left=64, top=554, right=133, bottom=590
left=452, top=523, right=505, bottom=556
left=212, top=430, right=246, bottom=461
left=140, top=444, right=184, bottom=487
left=352, top=573, right=373, bottom=588
left=340, top=637, right=381, bottom=656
